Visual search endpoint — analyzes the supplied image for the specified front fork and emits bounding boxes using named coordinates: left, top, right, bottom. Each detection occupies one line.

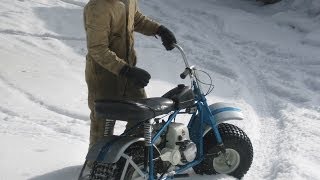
left=200, top=99, right=231, bottom=166
left=198, top=98, right=228, bottom=156
left=200, top=97, right=223, bottom=143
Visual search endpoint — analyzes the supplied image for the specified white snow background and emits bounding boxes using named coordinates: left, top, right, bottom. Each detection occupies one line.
left=0, top=0, right=320, bottom=179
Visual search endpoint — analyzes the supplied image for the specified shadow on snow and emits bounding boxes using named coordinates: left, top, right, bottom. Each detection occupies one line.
left=28, top=165, right=82, bottom=180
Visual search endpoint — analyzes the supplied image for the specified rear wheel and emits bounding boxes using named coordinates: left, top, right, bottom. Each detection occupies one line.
left=88, top=143, right=163, bottom=180
left=193, top=123, right=253, bottom=179
left=88, top=143, right=145, bottom=180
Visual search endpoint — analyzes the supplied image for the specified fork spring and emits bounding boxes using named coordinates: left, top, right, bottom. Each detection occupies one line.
left=104, top=119, right=115, bottom=136
left=144, top=120, right=152, bottom=146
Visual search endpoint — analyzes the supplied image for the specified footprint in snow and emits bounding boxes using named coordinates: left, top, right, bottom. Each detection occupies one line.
left=33, top=149, right=48, bottom=153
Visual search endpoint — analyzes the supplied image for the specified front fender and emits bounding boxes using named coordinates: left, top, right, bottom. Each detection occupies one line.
left=210, top=102, right=244, bottom=123
left=203, top=102, right=244, bottom=135
left=86, top=135, right=144, bottom=163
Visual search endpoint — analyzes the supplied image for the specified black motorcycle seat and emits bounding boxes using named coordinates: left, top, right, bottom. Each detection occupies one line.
left=94, top=97, right=175, bottom=122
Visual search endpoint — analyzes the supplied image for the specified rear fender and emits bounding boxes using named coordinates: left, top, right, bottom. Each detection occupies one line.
left=86, top=135, right=144, bottom=163
left=204, top=102, right=244, bottom=135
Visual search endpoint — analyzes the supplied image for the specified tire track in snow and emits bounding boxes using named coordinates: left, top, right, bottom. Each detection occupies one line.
left=0, top=76, right=88, bottom=140
left=0, top=106, right=20, bottom=117
left=224, top=35, right=318, bottom=179
left=150, top=0, right=239, bottom=81
left=0, top=74, right=88, bottom=121
left=212, top=36, right=273, bottom=179
left=0, top=29, right=85, bottom=41
left=229, top=38, right=288, bottom=179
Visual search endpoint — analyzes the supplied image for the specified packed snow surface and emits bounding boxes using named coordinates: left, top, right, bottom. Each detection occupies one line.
left=0, top=0, right=319, bottom=179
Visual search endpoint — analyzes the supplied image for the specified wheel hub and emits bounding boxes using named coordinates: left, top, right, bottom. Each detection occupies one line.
left=212, top=148, right=240, bottom=174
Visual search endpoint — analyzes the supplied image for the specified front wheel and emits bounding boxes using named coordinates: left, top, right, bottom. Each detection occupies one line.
left=193, top=123, right=253, bottom=179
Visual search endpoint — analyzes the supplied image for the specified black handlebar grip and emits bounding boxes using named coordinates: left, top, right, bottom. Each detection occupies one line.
left=180, top=68, right=190, bottom=79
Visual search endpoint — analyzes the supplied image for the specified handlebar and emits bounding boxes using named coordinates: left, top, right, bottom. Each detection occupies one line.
left=173, top=44, right=190, bottom=68
left=173, top=43, right=204, bottom=94
left=173, top=44, right=192, bottom=79
left=180, top=68, right=191, bottom=79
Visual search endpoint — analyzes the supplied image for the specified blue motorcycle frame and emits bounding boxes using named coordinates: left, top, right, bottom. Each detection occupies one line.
left=81, top=44, right=243, bottom=180
left=146, top=44, right=242, bottom=179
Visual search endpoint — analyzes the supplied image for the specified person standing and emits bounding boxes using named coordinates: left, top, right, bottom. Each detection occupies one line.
left=83, top=0, right=177, bottom=149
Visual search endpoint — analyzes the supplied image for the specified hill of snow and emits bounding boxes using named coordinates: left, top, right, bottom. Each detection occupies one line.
left=0, top=0, right=319, bottom=179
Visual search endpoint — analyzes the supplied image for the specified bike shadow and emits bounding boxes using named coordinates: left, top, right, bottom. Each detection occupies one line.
left=28, top=165, right=82, bottom=180
left=28, top=165, right=233, bottom=180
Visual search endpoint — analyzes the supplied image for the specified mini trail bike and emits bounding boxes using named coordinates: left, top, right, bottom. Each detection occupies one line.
left=79, top=44, right=253, bottom=180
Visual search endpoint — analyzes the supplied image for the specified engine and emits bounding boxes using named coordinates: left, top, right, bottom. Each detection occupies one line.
left=159, top=123, right=197, bottom=165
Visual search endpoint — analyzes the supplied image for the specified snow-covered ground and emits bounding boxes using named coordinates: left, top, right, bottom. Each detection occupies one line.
left=0, top=0, right=319, bottom=179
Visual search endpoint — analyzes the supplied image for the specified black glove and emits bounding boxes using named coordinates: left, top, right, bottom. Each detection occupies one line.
left=120, top=65, right=151, bottom=88
left=157, top=25, right=177, bottom=51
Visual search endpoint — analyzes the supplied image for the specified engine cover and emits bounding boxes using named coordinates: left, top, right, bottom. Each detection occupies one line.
left=179, top=140, right=197, bottom=163
left=160, top=123, right=197, bottom=165
left=166, top=123, right=190, bottom=149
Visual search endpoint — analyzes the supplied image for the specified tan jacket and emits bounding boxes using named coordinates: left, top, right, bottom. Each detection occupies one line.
left=84, top=0, right=160, bottom=108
